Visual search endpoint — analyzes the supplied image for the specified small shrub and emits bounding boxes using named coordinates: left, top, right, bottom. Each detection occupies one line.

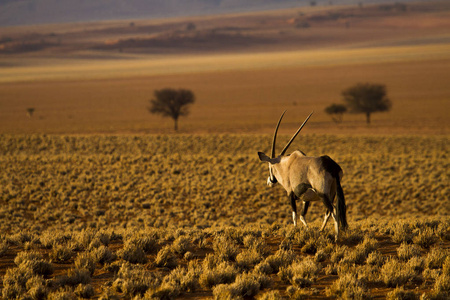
left=367, top=251, right=385, bottom=267
left=279, top=257, right=319, bottom=288
left=94, top=245, right=116, bottom=265
left=232, top=272, right=261, bottom=297
left=119, top=242, right=146, bottom=264
left=7, top=231, right=32, bottom=246
left=199, top=261, right=238, bottom=288
left=47, top=288, right=77, bottom=300
left=443, top=256, right=450, bottom=275
left=184, top=251, right=195, bottom=260
left=14, top=251, right=54, bottom=276
left=2, top=265, right=34, bottom=299
left=392, top=222, right=414, bottom=244
left=264, top=249, right=296, bottom=273
left=413, top=228, right=436, bottom=249
left=40, top=231, right=72, bottom=249
left=56, top=268, right=91, bottom=287
left=126, top=230, right=159, bottom=253
left=340, top=227, right=365, bottom=245
left=397, top=243, right=422, bottom=261
left=212, top=271, right=268, bottom=299
left=163, top=263, right=200, bottom=292
left=331, top=245, right=348, bottom=264
left=50, top=244, right=74, bottom=263
left=73, top=229, right=97, bottom=250
left=315, top=249, right=327, bottom=262
left=244, top=235, right=270, bottom=256
left=380, top=258, right=417, bottom=287
left=172, top=235, right=191, bottom=255
left=74, top=251, right=98, bottom=275
left=326, top=273, right=370, bottom=299
left=213, top=235, right=239, bottom=261
left=74, top=284, right=95, bottom=298
left=425, top=248, right=448, bottom=269
left=257, top=290, right=282, bottom=300
left=433, top=274, right=450, bottom=295
left=0, top=240, right=8, bottom=256
left=113, top=262, right=162, bottom=296
left=386, top=286, right=419, bottom=300
left=27, top=275, right=48, bottom=300
left=407, top=256, right=425, bottom=274
left=286, top=286, right=313, bottom=300
left=293, top=227, right=329, bottom=253
left=144, top=281, right=181, bottom=299
left=98, top=287, right=119, bottom=300
left=254, top=260, right=273, bottom=275
left=212, top=284, right=242, bottom=300
left=154, top=245, right=177, bottom=268
left=325, top=263, right=338, bottom=275
left=236, top=248, right=263, bottom=270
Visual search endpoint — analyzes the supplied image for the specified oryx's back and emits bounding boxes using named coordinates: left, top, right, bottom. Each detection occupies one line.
left=284, top=151, right=342, bottom=190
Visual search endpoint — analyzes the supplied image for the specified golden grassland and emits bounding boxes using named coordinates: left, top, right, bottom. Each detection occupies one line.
left=0, top=134, right=449, bottom=299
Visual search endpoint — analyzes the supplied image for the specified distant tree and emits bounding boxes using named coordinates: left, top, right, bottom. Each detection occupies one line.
left=186, top=22, right=196, bottom=31
left=26, top=107, right=35, bottom=117
left=325, top=103, right=347, bottom=123
left=148, top=88, right=195, bottom=131
left=342, top=83, right=391, bottom=124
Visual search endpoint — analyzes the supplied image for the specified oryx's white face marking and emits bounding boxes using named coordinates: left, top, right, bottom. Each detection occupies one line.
left=267, top=164, right=277, bottom=187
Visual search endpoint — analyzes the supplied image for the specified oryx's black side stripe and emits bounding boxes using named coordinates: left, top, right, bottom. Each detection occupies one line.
left=294, top=183, right=312, bottom=198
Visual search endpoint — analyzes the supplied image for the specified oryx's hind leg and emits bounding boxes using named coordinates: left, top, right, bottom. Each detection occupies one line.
left=320, top=193, right=339, bottom=241
left=320, top=190, right=336, bottom=231
left=320, top=210, right=331, bottom=231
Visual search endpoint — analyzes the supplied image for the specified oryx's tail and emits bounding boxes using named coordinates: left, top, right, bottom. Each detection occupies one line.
left=335, top=175, right=348, bottom=230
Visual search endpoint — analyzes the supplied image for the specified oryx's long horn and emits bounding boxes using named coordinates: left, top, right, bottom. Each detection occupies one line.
left=279, top=111, right=313, bottom=156
left=271, top=110, right=287, bottom=158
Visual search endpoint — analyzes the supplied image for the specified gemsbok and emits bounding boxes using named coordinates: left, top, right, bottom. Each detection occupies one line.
left=258, top=111, right=348, bottom=241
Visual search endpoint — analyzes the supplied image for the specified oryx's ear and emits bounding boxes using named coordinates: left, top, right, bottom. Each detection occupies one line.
left=258, top=152, right=271, bottom=162
left=258, top=152, right=282, bottom=164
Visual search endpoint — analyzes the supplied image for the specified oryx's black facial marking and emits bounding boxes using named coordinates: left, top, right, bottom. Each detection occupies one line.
left=269, top=173, right=277, bottom=184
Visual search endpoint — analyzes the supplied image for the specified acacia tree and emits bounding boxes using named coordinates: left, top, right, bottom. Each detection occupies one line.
left=148, top=88, right=195, bottom=131
left=342, top=83, right=391, bottom=124
left=325, top=103, right=347, bottom=123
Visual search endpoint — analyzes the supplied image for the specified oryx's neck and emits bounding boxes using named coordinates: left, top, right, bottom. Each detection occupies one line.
left=272, top=151, right=309, bottom=192
left=271, top=155, right=292, bottom=189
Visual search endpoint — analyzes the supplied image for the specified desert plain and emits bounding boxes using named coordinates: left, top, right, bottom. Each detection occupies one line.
left=0, top=1, right=449, bottom=299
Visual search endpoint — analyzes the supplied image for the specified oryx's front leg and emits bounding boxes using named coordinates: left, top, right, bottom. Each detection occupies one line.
left=289, top=193, right=297, bottom=226
left=299, top=201, right=310, bottom=229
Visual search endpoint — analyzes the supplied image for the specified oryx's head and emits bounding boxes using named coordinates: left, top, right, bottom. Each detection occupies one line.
left=258, top=110, right=313, bottom=187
